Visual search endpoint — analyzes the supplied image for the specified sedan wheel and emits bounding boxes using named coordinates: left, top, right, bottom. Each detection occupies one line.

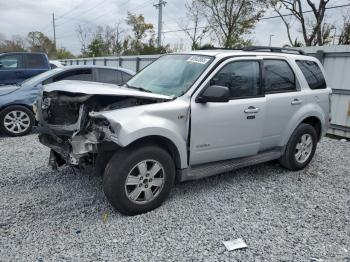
left=0, top=106, right=34, bottom=136
left=4, top=110, right=31, bottom=134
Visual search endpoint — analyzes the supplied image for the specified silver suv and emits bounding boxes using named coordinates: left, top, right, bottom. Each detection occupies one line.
left=36, top=47, right=331, bottom=215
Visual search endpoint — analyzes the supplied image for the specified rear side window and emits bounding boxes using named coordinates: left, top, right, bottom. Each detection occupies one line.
left=0, top=54, right=23, bottom=69
left=296, top=60, right=326, bottom=89
left=97, top=69, right=123, bottom=85
left=264, top=59, right=296, bottom=93
left=210, top=61, right=261, bottom=99
left=26, top=54, right=47, bottom=68
left=53, top=69, right=93, bottom=82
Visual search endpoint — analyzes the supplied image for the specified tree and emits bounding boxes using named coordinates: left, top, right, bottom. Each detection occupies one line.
left=76, top=24, right=92, bottom=56
left=338, top=13, right=350, bottom=45
left=196, top=0, right=265, bottom=48
left=87, top=34, right=104, bottom=57
left=27, top=31, right=56, bottom=58
left=270, top=0, right=332, bottom=46
left=181, top=0, right=209, bottom=50
left=56, top=48, right=75, bottom=59
left=126, top=13, right=154, bottom=53
left=0, top=35, right=26, bottom=52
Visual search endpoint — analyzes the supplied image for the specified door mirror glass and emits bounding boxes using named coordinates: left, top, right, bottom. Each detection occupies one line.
left=196, top=85, right=230, bottom=103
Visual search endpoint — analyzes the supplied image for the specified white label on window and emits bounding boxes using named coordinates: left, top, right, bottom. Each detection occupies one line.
left=187, top=56, right=210, bottom=64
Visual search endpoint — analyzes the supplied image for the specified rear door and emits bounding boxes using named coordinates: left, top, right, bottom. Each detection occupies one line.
left=24, top=53, right=49, bottom=79
left=190, top=57, right=266, bottom=165
left=0, top=54, right=25, bottom=85
left=260, top=57, right=304, bottom=150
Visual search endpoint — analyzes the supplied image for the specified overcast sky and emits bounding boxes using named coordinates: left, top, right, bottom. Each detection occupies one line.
left=0, top=0, right=349, bottom=55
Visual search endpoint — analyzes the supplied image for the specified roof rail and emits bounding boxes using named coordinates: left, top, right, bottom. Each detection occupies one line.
left=242, top=46, right=305, bottom=55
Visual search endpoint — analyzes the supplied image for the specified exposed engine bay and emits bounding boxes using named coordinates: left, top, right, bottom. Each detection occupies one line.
left=37, top=90, right=168, bottom=169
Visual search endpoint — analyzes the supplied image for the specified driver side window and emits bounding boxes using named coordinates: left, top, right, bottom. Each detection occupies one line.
left=210, top=61, right=261, bottom=99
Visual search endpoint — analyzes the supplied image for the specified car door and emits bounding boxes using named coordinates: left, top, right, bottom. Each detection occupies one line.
left=0, top=54, right=25, bottom=85
left=190, top=57, right=266, bottom=166
left=260, top=57, right=304, bottom=150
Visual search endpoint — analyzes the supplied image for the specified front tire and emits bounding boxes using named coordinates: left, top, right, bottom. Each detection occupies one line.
left=279, top=123, right=318, bottom=171
left=103, top=145, right=175, bottom=215
left=0, top=105, right=34, bottom=137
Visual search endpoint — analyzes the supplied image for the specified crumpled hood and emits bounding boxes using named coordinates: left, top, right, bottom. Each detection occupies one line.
left=0, top=85, right=21, bottom=96
left=43, top=80, right=173, bottom=100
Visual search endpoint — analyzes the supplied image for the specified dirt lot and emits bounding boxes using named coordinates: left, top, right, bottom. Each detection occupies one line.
left=1, top=134, right=349, bottom=261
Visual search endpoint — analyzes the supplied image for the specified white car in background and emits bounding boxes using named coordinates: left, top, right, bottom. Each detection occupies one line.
left=49, top=60, right=64, bottom=69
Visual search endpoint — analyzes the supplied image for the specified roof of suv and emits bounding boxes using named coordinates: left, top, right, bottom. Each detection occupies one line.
left=176, top=46, right=313, bottom=61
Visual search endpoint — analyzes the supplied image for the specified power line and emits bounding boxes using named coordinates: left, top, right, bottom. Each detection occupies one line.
left=162, top=3, right=350, bottom=34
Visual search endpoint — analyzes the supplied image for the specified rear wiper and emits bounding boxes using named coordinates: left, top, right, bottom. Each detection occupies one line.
left=125, top=84, right=153, bottom=93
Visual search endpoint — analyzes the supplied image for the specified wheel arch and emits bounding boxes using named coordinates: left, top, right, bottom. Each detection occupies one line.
left=0, top=103, right=34, bottom=114
left=126, top=135, right=183, bottom=171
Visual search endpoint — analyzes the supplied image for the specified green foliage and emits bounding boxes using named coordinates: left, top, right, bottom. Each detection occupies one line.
left=87, top=34, right=105, bottom=57
left=56, top=48, right=75, bottom=59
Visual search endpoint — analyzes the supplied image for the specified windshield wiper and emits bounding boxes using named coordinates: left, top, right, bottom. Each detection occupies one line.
left=124, top=83, right=153, bottom=93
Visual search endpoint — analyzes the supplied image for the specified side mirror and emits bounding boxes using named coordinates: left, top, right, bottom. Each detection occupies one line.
left=0, top=62, right=3, bottom=68
left=196, top=85, right=230, bottom=103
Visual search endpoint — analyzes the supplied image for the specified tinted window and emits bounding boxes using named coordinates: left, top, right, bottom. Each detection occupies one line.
left=264, top=59, right=296, bottom=93
left=53, top=69, right=93, bottom=82
left=0, top=54, right=23, bottom=69
left=26, top=54, right=47, bottom=68
left=98, top=69, right=123, bottom=85
left=296, top=60, right=326, bottom=89
left=210, top=61, right=260, bottom=98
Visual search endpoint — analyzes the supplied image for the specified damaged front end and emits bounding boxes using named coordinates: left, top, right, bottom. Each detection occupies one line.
left=36, top=82, right=171, bottom=170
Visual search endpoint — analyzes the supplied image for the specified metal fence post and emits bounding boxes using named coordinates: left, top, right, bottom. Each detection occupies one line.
left=119, top=57, right=123, bottom=67
left=315, top=50, right=325, bottom=64
left=84, top=60, right=87, bottom=65
left=104, top=58, right=107, bottom=66
left=136, top=57, right=140, bottom=72
left=92, top=59, right=96, bottom=65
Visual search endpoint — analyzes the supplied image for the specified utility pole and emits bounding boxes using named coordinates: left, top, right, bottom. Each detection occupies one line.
left=52, top=13, right=56, bottom=50
left=154, top=0, right=166, bottom=48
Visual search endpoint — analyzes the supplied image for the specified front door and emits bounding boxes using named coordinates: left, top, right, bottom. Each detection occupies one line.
left=190, top=58, right=266, bottom=166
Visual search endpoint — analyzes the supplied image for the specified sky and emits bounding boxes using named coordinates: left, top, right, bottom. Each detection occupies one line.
left=0, top=0, right=349, bottom=55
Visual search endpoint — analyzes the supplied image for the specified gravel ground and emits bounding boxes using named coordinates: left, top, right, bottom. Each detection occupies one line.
left=1, top=134, right=349, bottom=262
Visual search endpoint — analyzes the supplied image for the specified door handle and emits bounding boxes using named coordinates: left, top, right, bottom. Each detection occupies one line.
left=15, top=71, right=24, bottom=75
left=291, top=98, right=302, bottom=105
left=244, top=106, right=259, bottom=114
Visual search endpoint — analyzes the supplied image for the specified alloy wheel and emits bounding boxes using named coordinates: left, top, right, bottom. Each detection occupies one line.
left=3, top=110, right=31, bottom=134
left=295, top=134, right=313, bottom=164
left=125, top=159, right=165, bottom=204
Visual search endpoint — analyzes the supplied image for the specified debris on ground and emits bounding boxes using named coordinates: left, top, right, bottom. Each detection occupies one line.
left=222, top=238, right=247, bottom=251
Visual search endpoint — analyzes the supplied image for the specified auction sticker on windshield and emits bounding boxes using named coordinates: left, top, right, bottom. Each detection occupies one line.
left=187, top=56, right=211, bottom=64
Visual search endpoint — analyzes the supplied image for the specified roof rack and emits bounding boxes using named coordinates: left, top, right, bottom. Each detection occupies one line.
left=242, top=46, right=305, bottom=55
left=198, top=45, right=305, bottom=55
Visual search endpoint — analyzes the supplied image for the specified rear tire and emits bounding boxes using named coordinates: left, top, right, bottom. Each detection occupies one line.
left=279, top=123, right=317, bottom=171
left=0, top=105, right=34, bottom=137
left=103, top=145, right=175, bottom=216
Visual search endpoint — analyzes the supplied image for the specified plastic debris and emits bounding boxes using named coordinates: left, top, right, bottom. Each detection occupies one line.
left=222, top=238, right=247, bottom=251
left=102, top=212, right=108, bottom=223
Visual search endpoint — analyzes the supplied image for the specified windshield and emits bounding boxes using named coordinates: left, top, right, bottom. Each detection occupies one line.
left=127, top=54, right=214, bottom=96
left=21, top=68, right=64, bottom=87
